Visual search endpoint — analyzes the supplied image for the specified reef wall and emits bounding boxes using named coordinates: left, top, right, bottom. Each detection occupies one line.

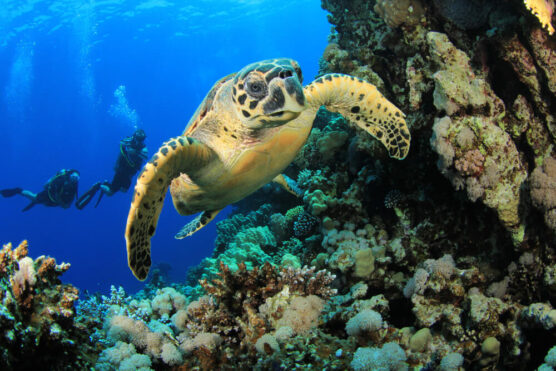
left=4, top=1, right=555, bottom=369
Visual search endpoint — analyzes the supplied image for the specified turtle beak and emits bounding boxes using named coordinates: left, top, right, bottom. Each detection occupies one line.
left=263, top=75, right=305, bottom=117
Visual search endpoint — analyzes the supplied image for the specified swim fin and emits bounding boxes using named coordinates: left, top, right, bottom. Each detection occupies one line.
left=94, top=189, right=105, bottom=208
left=21, top=201, right=37, bottom=212
left=76, top=182, right=101, bottom=210
left=0, top=188, right=23, bottom=198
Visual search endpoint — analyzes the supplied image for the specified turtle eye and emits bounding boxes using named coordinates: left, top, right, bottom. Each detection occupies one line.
left=247, top=80, right=267, bottom=98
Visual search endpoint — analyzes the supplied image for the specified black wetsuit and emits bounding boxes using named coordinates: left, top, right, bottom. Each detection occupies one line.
left=76, top=132, right=147, bottom=209
left=0, top=169, right=80, bottom=211
left=107, top=138, right=148, bottom=193
left=34, top=170, right=79, bottom=209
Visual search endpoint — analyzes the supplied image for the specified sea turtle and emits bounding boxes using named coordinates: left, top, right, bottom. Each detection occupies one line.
left=125, top=58, right=410, bottom=280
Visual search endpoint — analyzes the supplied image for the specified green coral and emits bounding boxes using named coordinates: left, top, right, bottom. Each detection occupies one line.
left=200, top=226, right=276, bottom=276
left=285, top=205, right=305, bottom=225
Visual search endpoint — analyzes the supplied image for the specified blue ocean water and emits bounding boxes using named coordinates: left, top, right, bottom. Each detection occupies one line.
left=0, top=0, right=330, bottom=294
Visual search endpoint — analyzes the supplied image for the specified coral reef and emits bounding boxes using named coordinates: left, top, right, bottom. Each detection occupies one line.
left=312, top=0, right=555, bottom=368
left=80, top=262, right=338, bottom=370
left=0, top=241, right=96, bottom=369
left=10, top=1, right=556, bottom=369
left=530, top=156, right=556, bottom=231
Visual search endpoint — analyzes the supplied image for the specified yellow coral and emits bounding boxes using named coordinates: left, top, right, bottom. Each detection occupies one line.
left=524, top=0, right=555, bottom=34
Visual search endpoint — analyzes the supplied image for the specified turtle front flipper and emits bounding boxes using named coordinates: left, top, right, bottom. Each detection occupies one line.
left=304, top=74, right=410, bottom=159
left=125, top=136, right=215, bottom=281
left=175, top=209, right=222, bottom=239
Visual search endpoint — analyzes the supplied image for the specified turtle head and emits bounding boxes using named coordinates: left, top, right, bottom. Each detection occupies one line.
left=232, top=58, right=305, bottom=129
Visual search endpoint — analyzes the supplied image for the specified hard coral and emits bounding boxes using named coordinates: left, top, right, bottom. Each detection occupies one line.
left=530, top=156, right=556, bottom=231
left=428, top=31, right=528, bottom=243
left=374, top=0, right=425, bottom=29
left=0, top=240, right=94, bottom=369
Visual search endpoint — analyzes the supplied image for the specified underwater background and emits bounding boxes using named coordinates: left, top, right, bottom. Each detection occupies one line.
left=0, top=0, right=329, bottom=293
left=1, top=0, right=556, bottom=369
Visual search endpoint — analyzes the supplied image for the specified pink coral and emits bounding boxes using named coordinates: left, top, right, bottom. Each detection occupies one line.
left=454, top=149, right=485, bottom=177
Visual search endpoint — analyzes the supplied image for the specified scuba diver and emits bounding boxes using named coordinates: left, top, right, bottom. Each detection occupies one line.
left=76, top=128, right=148, bottom=209
left=0, top=169, right=80, bottom=211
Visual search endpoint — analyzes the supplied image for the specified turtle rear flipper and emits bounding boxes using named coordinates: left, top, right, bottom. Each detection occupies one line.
left=175, top=209, right=222, bottom=239
left=273, top=174, right=303, bottom=197
left=125, top=136, right=215, bottom=280
left=304, top=74, right=410, bottom=159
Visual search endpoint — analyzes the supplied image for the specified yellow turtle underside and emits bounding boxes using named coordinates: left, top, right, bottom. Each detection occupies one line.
left=170, top=120, right=312, bottom=215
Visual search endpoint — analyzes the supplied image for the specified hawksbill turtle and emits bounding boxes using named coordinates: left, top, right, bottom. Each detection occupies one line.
left=125, top=58, right=410, bottom=280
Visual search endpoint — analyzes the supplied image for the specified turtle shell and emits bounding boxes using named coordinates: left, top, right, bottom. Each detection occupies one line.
left=183, top=72, right=236, bottom=137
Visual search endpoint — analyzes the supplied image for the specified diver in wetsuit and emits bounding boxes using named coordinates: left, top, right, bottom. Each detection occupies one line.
left=76, top=129, right=148, bottom=209
left=0, top=169, right=80, bottom=211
